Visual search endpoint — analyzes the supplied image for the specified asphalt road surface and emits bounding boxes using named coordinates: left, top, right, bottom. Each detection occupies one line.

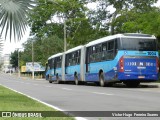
left=0, top=73, right=160, bottom=120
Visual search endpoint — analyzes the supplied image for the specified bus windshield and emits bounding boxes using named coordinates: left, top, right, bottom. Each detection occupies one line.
left=120, top=38, right=157, bottom=51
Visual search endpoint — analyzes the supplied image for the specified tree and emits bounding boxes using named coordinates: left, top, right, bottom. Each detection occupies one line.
left=108, top=0, right=158, bottom=34
left=30, top=0, right=110, bottom=48
left=20, top=35, right=64, bottom=66
left=10, top=50, right=18, bottom=70
left=0, top=38, right=3, bottom=54
left=88, top=0, right=158, bottom=35
left=0, top=0, right=35, bottom=41
left=112, top=7, right=160, bottom=38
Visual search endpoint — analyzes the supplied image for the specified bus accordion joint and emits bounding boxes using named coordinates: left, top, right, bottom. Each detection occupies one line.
left=119, top=56, right=124, bottom=72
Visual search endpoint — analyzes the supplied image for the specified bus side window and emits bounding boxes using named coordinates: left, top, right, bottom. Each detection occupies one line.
left=102, top=42, right=107, bottom=51
left=56, top=56, right=62, bottom=68
left=102, top=42, right=108, bottom=61
left=108, top=40, right=114, bottom=60
left=108, top=40, right=114, bottom=51
left=89, top=47, right=93, bottom=63
left=76, top=50, right=80, bottom=65
left=52, top=59, right=55, bottom=69
left=95, top=44, right=102, bottom=62
left=68, top=53, right=72, bottom=66
left=73, top=52, right=76, bottom=65
left=65, top=54, right=69, bottom=67
left=48, top=59, right=52, bottom=69
left=114, top=39, right=118, bottom=56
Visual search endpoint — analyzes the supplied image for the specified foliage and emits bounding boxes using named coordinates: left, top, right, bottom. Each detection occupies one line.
left=0, top=38, right=3, bottom=53
left=10, top=50, right=18, bottom=69
left=20, top=35, right=64, bottom=66
left=30, top=0, right=110, bottom=48
left=107, top=0, right=158, bottom=34
left=10, top=0, right=160, bottom=68
left=113, top=7, right=160, bottom=39
left=0, top=0, right=35, bottom=41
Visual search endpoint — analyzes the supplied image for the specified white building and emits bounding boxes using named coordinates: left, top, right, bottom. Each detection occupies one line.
left=1, top=54, right=13, bottom=73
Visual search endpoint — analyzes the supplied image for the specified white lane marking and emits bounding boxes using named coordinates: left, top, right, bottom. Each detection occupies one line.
left=137, top=89, right=152, bottom=92
left=126, top=89, right=152, bottom=92
left=44, top=85, right=52, bottom=88
left=92, top=92, right=114, bottom=96
left=0, top=84, right=87, bottom=120
left=126, top=88, right=160, bottom=94
left=62, top=88, right=72, bottom=91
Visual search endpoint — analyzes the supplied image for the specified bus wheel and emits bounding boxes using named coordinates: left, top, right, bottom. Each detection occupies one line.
left=124, top=81, right=140, bottom=88
left=99, top=73, right=105, bottom=87
left=56, top=75, right=60, bottom=84
left=49, top=80, right=52, bottom=83
left=74, top=75, right=79, bottom=85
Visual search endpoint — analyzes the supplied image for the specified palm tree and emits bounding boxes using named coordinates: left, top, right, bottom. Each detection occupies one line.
left=0, top=0, right=35, bottom=41
left=0, top=38, right=4, bottom=61
left=0, top=38, right=3, bottom=54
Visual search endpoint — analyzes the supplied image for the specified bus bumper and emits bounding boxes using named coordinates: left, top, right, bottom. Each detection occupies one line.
left=118, top=72, right=158, bottom=81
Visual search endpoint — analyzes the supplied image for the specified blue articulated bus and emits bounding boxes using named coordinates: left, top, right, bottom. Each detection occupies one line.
left=45, top=33, right=159, bottom=87
left=45, top=53, right=63, bottom=83
left=64, top=45, right=85, bottom=85
left=85, top=33, right=159, bottom=87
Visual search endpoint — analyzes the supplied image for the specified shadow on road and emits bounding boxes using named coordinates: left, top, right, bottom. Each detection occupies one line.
left=50, top=80, right=160, bottom=89
left=112, top=83, right=159, bottom=89
left=82, top=82, right=160, bottom=89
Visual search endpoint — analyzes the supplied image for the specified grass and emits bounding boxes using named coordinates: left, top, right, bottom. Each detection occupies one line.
left=0, top=85, right=75, bottom=120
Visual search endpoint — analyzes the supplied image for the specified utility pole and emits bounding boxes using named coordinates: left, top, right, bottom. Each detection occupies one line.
left=64, top=20, right=67, bottom=52
left=32, top=39, right=34, bottom=79
left=16, top=48, right=22, bottom=77
left=48, top=1, right=67, bottom=52
left=18, top=50, right=20, bottom=77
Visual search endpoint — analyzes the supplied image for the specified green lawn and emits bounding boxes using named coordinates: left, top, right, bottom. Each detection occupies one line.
left=0, top=85, right=75, bottom=120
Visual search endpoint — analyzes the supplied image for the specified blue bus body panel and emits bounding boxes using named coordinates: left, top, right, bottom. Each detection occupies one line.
left=85, top=69, right=117, bottom=82
left=85, top=50, right=159, bottom=82
left=85, top=58, right=118, bottom=82
left=51, top=75, right=62, bottom=81
left=118, top=51, right=159, bottom=81
left=65, top=65, right=80, bottom=81
left=49, top=68, right=62, bottom=81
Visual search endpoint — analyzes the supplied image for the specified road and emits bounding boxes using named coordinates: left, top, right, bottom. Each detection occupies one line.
left=0, top=73, right=160, bottom=120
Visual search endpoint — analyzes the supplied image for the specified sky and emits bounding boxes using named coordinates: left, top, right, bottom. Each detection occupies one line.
left=2, top=27, right=30, bottom=56
left=1, top=0, right=160, bottom=56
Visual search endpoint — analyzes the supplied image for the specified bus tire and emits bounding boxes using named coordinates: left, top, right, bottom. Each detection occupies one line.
left=56, top=74, right=60, bottom=84
left=99, top=72, right=105, bottom=87
left=49, top=80, right=52, bottom=83
left=74, top=75, right=79, bottom=85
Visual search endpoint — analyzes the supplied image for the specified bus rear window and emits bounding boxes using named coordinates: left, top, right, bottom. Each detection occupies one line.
left=120, top=38, right=157, bottom=51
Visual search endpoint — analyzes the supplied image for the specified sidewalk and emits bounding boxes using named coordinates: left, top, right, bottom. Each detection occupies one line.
left=7, top=72, right=45, bottom=81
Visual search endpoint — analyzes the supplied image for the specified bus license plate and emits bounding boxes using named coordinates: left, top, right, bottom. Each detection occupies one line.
left=138, top=76, right=145, bottom=79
